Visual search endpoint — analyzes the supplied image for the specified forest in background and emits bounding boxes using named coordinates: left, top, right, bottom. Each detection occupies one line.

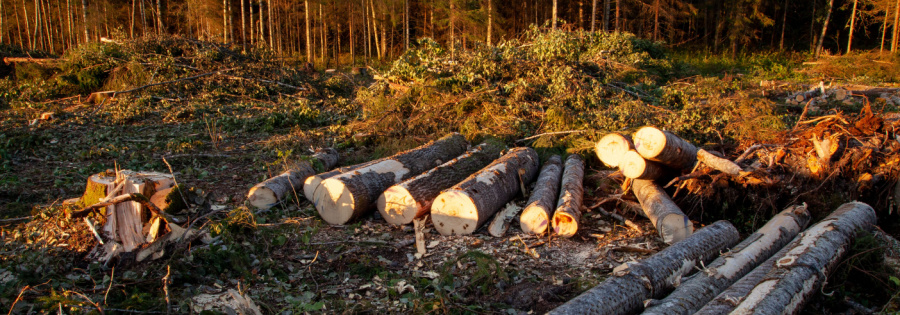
left=2, top=0, right=900, bottom=66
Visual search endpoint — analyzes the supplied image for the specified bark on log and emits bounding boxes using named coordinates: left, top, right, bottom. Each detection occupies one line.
left=697, top=149, right=742, bottom=176
left=315, top=133, right=469, bottom=225
left=519, top=155, right=563, bottom=234
left=2, top=57, right=58, bottom=64
left=632, top=179, right=693, bottom=244
left=723, top=201, right=877, bottom=315
left=620, top=150, right=669, bottom=180
left=595, top=133, right=634, bottom=167
left=487, top=202, right=523, bottom=237
left=303, top=160, right=373, bottom=203
left=247, top=148, right=340, bottom=209
left=552, top=155, right=585, bottom=238
left=548, top=220, right=740, bottom=315
left=786, top=81, right=825, bottom=103
left=643, top=204, right=812, bottom=315
left=633, top=126, right=699, bottom=170
left=431, top=147, right=540, bottom=235
left=695, top=243, right=792, bottom=315
left=378, top=142, right=504, bottom=225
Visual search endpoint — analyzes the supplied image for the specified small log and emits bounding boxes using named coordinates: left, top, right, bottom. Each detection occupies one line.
left=643, top=204, right=812, bottom=315
left=632, top=179, right=693, bottom=244
left=724, top=201, right=877, bottom=315
left=619, top=150, right=669, bottom=179
left=548, top=221, right=740, bottom=315
left=786, top=81, right=825, bottom=103
left=519, top=155, right=564, bottom=234
left=488, top=202, right=523, bottom=237
left=431, top=147, right=540, bottom=235
left=378, top=142, right=503, bottom=225
left=633, top=126, right=699, bottom=170
left=595, top=133, right=634, bottom=167
left=303, top=161, right=373, bottom=203
left=2, top=57, right=58, bottom=64
left=247, top=148, right=340, bottom=209
left=552, top=155, right=585, bottom=238
left=315, top=133, right=469, bottom=225
left=696, top=149, right=742, bottom=176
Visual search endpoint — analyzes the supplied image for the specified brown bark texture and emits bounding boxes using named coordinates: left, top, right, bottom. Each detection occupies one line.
left=247, top=148, right=339, bottom=209
left=551, top=155, right=585, bottom=238
left=548, top=220, right=740, bottom=315
left=519, top=155, right=563, bottom=234
left=643, top=204, right=811, bottom=315
left=633, top=126, right=699, bottom=170
left=632, top=179, right=693, bottom=244
left=697, top=149, right=742, bottom=176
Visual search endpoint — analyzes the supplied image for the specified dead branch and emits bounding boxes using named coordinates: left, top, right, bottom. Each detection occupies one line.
left=221, top=74, right=308, bottom=90
left=516, top=130, right=586, bottom=142
left=91, top=69, right=228, bottom=98
left=2, top=57, right=58, bottom=64
left=69, top=193, right=170, bottom=222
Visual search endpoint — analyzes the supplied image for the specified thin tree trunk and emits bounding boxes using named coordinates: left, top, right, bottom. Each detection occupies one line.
left=847, top=0, right=858, bottom=53
left=23, top=0, right=32, bottom=49
left=519, top=155, right=563, bottom=235
left=66, top=0, right=72, bottom=47
left=780, top=0, right=788, bottom=50
left=267, top=0, right=272, bottom=47
left=449, top=0, right=454, bottom=52
left=14, top=1, right=25, bottom=48
left=156, top=0, right=162, bottom=35
left=552, top=0, right=558, bottom=30
left=643, top=205, right=811, bottom=315
left=363, top=0, right=369, bottom=63
left=249, top=0, right=254, bottom=45
left=140, top=0, right=146, bottom=37
left=320, top=2, right=325, bottom=66
left=1, top=0, right=5, bottom=44
left=248, top=149, right=339, bottom=209
left=893, top=0, right=900, bottom=51
left=814, top=0, right=833, bottom=56
left=615, top=0, right=619, bottom=31
left=33, top=0, right=41, bottom=50
left=404, top=0, right=409, bottom=49
left=653, top=0, right=660, bottom=40
left=240, top=0, right=246, bottom=50
left=222, top=0, right=227, bottom=42
left=130, top=0, right=136, bottom=38
left=305, top=0, right=310, bottom=62
left=369, top=0, right=380, bottom=59
left=349, top=1, right=354, bottom=65
left=591, top=0, right=597, bottom=32
left=486, top=0, right=492, bottom=44
left=881, top=9, right=889, bottom=52
left=603, top=0, right=610, bottom=32
left=549, top=221, right=740, bottom=315
left=632, top=179, right=694, bottom=244
left=315, top=134, right=469, bottom=225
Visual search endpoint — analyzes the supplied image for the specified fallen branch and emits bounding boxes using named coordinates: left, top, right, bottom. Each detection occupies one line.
left=222, top=74, right=308, bottom=90
left=91, top=69, right=228, bottom=98
left=593, top=207, right=642, bottom=233
left=3, top=57, right=58, bottom=64
left=516, top=130, right=586, bottom=143
left=0, top=216, right=33, bottom=223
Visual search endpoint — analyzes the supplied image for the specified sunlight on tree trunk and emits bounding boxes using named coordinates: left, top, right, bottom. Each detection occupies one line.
left=591, top=0, right=597, bottom=32
left=846, top=0, right=857, bottom=53
left=552, top=0, right=558, bottom=30
left=815, top=0, right=833, bottom=57
left=240, top=0, right=246, bottom=50
left=155, top=0, right=162, bottom=35
left=893, top=0, right=900, bottom=51
left=780, top=0, right=788, bottom=50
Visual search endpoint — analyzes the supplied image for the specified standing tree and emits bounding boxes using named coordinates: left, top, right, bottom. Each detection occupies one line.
left=591, top=0, right=597, bottom=32
left=552, top=0, right=558, bottom=30
left=815, top=0, right=834, bottom=56
left=847, top=0, right=859, bottom=52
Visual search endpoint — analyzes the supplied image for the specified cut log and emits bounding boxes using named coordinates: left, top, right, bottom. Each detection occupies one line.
left=303, top=161, right=374, bottom=203
left=551, top=155, right=585, bottom=238
left=2, top=57, right=58, bottom=64
left=722, top=201, right=877, bottom=315
left=643, top=204, right=812, bottom=315
left=633, top=126, right=699, bottom=170
left=548, top=221, right=740, bottom=315
left=786, top=81, right=825, bottom=103
left=487, top=202, right=523, bottom=237
left=595, top=133, right=634, bottom=167
left=315, top=133, right=469, bottom=225
left=697, top=149, right=742, bottom=176
left=620, top=150, right=669, bottom=180
left=519, top=155, right=564, bottom=234
left=431, top=147, right=540, bottom=235
left=247, top=148, right=340, bottom=209
left=378, top=142, right=504, bottom=225
left=695, top=243, right=792, bottom=315
left=632, top=179, right=693, bottom=244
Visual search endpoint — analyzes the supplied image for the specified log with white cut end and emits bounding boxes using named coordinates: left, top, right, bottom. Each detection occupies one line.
left=304, top=161, right=374, bottom=204
left=519, top=155, right=563, bottom=234
left=548, top=221, right=740, bottom=315
left=697, top=149, right=742, bottom=176
left=722, top=201, right=877, bottom=315
left=551, top=155, right=585, bottom=238
left=431, top=147, right=540, bottom=235
left=595, top=133, right=634, bottom=167
left=620, top=150, right=668, bottom=179
left=633, top=126, right=699, bottom=170
left=315, top=133, right=469, bottom=225
left=632, top=179, right=693, bottom=244
left=378, top=142, right=504, bottom=225
left=247, top=148, right=340, bottom=209
left=643, top=204, right=812, bottom=315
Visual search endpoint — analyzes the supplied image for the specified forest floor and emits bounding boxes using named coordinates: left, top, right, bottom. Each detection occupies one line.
left=2, top=32, right=900, bottom=314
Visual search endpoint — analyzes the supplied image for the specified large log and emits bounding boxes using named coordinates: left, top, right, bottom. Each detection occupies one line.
left=548, top=221, right=740, bottom=315
left=315, top=133, right=469, bottom=225
left=303, top=161, right=373, bottom=203
left=721, top=201, right=877, bottom=315
left=431, top=147, right=540, bottom=235
left=633, top=126, right=699, bottom=170
left=620, top=150, right=668, bottom=180
left=632, top=179, right=693, bottom=244
left=519, top=155, right=563, bottom=234
left=642, top=204, right=812, bottom=315
left=551, top=155, right=585, bottom=238
left=247, top=148, right=339, bottom=209
left=377, top=142, right=504, bottom=225
left=595, top=133, right=634, bottom=168
left=695, top=244, right=792, bottom=314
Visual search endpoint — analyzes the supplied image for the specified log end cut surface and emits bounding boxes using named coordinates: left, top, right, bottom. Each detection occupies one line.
left=633, top=126, right=668, bottom=159
left=520, top=205, right=551, bottom=234
left=377, top=186, right=420, bottom=225
left=596, top=133, right=634, bottom=167
left=303, top=175, right=323, bottom=202
left=658, top=213, right=694, bottom=245
left=247, top=187, right=277, bottom=209
left=620, top=150, right=663, bottom=179
left=552, top=212, right=578, bottom=237
left=315, top=178, right=355, bottom=225
left=431, top=190, right=479, bottom=235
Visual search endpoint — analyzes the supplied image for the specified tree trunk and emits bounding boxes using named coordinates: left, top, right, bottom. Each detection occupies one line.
left=130, top=0, right=136, bottom=38
left=320, top=2, right=326, bottom=66
left=1, top=0, right=5, bottom=44
left=697, top=149, right=742, bottom=176
left=779, top=0, right=788, bottom=50
left=620, top=150, right=668, bottom=180
left=653, top=0, right=659, bottom=41
left=695, top=240, right=792, bottom=315
left=305, top=0, right=310, bottom=62
left=552, top=0, right=558, bottom=30
left=603, top=0, right=610, bottom=32
left=370, top=0, right=380, bottom=58
left=486, top=0, right=492, bottom=44
left=548, top=221, right=740, bottom=315
left=519, top=155, right=563, bottom=234
left=240, top=0, right=246, bottom=50
left=643, top=204, right=812, bottom=315
left=267, top=0, right=272, bottom=48
left=378, top=142, right=503, bottom=226
left=247, top=148, right=339, bottom=209
left=633, top=126, right=699, bottom=171
left=304, top=160, right=376, bottom=204
left=404, top=0, right=409, bottom=49
left=140, top=0, right=146, bottom=37
left=83, top=171, right=175, bottom=252
left=893, top=0, right=900, bottom=52
left=23, top=0, right=32, bottom=49
left=155, top=0, right=162, bottom=35
left=590, top=0, right=597, bottom=32
left=632, top=179, right=693, bottom=244
left=432, top=147, right=540, bottom=235
left=815, top=0, right=834, bottom=56
left=595, top=133, right=634, bottom=167
left=315, top=134, right=468, bottom=225
left=551, top=155, right=585, bottom=238
left=847, top=0, right=858, bottom=53
left=222, top=0, right=227, bottom=42
left=725, top=202, right=877, bottom=315
left=615, top=0, right=619, bottom=31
